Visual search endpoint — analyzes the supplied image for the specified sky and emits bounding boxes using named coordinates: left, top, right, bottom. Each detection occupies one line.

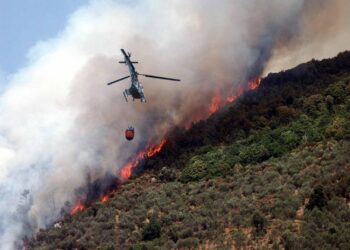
left=0, top=0, right=87, bottom=78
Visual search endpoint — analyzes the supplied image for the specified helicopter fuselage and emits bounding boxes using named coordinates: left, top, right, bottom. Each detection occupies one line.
left=126, top=80, right=145, bottom=101
left=107, top=49, right=180, bottom=103
left=122, top=50, right=146, bottom=102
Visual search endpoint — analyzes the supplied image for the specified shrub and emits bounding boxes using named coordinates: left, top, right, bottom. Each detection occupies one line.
left=180, top=157, right=207, bottom=182
left=232, top=229, right=246, bottom=248
left=142, top=217, right=161, bottom=241
left=326, top=95, right=334, bottom=111
left=281, top=231, right=297, bottom=250
left=306, top=186, right=328, bottom=210
left=130, top=242, right=155, bottom=250
left=326, top=117, right=348, bottom=139
left=180, top=149, right=233, bottom=182
left=326, top=81, right=347, bottom=104
left=158, top=167, right=177, bottom=182
left=178, top=227, right=193, bottom=239
left=239, top=143, right=269, bottom=164
left=280, top=130, right=300, bottom=149
left=251, top=211, right=267, bottom=234
left=277, top=105, right=297, bottom=122
left=303, top=94, right=325, bottom=116
left=176, top=237, right=199, bottom=249
left=163, top=240, right=176, bottom=249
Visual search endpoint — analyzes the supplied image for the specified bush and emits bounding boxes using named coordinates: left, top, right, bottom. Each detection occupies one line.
left=158, top=167, right=177, bottom=182
left=326, top=95, right=334, bottom=111
left=142, top=217, right=161, bottom=241
left=180, top=149, right=233, bottom=182
left=277, top=105, right=297, bottom=122
left=303, top=94, right=326, bottom=116
left=251, top=211, right=267, bottom=234
left=326, top=117, right=348, bottom=139
left=281, top=231, right=298, bottom=250
left=232, top=229, right=246, bottom=248
left=239, top=143, right=269, bottom=164
left=180, top=157, right=207, bottom=182
left=326, top=82, right=347, bottom=104
left=176, top=237, right=199, bottom=249
left=280, top=130, right=300, bottom=149
left=130, top=242, right=156, bottom=250
left=306, top=186, right=328, bottom=210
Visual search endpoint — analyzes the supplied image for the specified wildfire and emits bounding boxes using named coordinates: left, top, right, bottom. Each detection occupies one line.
left=209, top=78, right=261, bottom=114
left=226, top=96, right=236, bottom=103
left=209, top=95, right=221, bottom=113
left=118, top=139, right=167, bottom=181
left=145, top=139, right=167, bottom=157
left=226, top=86, right=244, bottom=103
left=248, top=77, right=261, bottom=90
left=70, top=77, right=262, bottom=216
left=70, top=200, right=85, bottom=215
left=101, top=194, right=110, bottom=203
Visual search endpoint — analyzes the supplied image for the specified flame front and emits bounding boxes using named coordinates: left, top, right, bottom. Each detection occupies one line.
left=209, top=78, right=261, bottom=115
left=118, top=78, right=262, bottom=181
left=71, top=78, right=262, bottom=216
left=145, top=139, right=167, bottom=157
left=209, top=95, right=221, bottom=113
left=120, top=162, right=133, bottom=181
left=248, top=77, right=261, bottom=90
left=118, top=139, right=167, bottom=181
left=226, top=96, right=236, bottom=103
left=70, top=200, right=85, bottom=215
left=101, top=194, right=109, bottom=203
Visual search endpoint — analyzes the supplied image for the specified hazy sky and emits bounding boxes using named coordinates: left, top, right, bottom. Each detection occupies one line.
left=0, top=0, right=87, bottom=77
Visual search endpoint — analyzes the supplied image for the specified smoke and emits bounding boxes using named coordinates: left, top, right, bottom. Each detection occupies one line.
left=0, top=0, right=348, bottom=248
left=265, top=0, right=350, bottom=73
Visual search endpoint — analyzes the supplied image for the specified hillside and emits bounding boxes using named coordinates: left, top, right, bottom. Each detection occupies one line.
left=29, top=52, right=350, bottom=250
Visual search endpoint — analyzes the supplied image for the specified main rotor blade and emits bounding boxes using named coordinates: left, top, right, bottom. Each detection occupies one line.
left=140, top=74, right=180, bottom=82
left=107, top=75, right=130, bottom=85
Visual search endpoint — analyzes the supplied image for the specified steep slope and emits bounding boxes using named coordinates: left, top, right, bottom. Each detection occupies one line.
left=29, top=52, right=350, bottom=249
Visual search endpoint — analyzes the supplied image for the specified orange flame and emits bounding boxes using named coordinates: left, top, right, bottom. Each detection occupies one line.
left=119, top=162, right=133, bottom=181
left=226, top=86, right=245, bottom=103
left=101, top=194, right=110, bottom=203
left=226, top=96, right=236, bottom=103
left=248, top=77, right=261, bottom=90
left=145, top=139, right=167, bottom=157
left=209, top=78, right=261, bottom=115
left=118, top=139, right=167, bottom=181
left=209, top=95, right=221, bottom=113
left=70, top=200, right=85, bottom=215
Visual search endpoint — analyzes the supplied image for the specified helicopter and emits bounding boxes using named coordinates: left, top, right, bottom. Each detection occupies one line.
left=107, top=49, right=180, bottom=102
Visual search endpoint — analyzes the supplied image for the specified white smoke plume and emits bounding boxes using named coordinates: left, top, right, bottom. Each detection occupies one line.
left=265, top=0, right=350, bottom=73
left=0, top=0, right=349, bottom=248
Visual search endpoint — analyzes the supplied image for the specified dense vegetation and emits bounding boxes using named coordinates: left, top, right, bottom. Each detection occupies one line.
left=29, top=52, right=350, bottom=249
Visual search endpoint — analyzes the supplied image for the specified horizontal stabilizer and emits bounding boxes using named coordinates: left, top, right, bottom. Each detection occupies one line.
left=119, top=61, right=138, bottom=64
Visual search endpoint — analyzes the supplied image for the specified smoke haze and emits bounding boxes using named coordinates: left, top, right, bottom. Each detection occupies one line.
left=0, top=0, right=349, bottom=248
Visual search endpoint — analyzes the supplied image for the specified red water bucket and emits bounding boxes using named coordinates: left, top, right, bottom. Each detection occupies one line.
left=125, top=127, right=135, bottom=140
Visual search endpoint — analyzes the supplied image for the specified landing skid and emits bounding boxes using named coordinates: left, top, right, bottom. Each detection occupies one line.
left=123, top=90, right=128, bottom=102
